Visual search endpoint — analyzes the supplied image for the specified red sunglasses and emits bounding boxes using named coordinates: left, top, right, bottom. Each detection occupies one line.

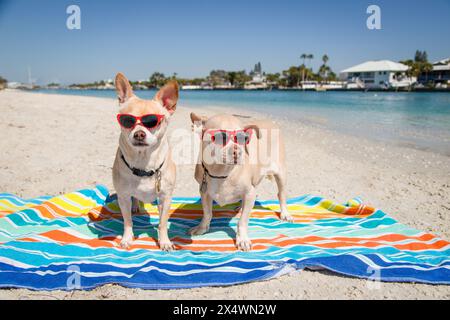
left=117, top=114, right=165, bottom=130
left=204, top=129, right=253, bottom=146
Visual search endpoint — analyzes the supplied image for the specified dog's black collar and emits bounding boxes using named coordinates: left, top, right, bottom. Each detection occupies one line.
left=121, top=152, right=165, bottom=178
left=201, top=162, right=228, bottom=179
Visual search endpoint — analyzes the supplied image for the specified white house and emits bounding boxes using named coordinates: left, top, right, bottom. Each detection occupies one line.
left=245, top=62, right=268, bottom=90
left=340, top=60, right=415, bottom=89
left=418, top=58, right=450, bottom=86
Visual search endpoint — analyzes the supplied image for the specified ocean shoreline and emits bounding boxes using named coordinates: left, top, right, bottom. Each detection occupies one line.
left=19, top=87, right=450, bottom=92
left=20, top=88, right=450, bottom=157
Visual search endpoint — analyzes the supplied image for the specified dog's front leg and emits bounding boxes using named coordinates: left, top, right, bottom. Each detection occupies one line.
left=189, top=192, right=213, bottom=236
left=131, top=196, right=140, bottom=214
left=118, top=195, right=134, bottom=249
left=236, top=189, right=257, bottom=251
left=158, top=194, right=174, bottom=251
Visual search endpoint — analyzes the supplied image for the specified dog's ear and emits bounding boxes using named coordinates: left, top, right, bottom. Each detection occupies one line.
left=190, top=112, right=207, bottom=136
left=190, top=112, right=207, bottom=126
left=155, top=80, right=179, bottom=115
left=244, top=124, right=261, bottom=139
left=115, top=73, right=134, bottom=104
left=243, top=124, right=261, bottom=156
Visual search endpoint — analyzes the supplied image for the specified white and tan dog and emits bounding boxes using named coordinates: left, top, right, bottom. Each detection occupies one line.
left=112, top=73, right=178, bottom=251
left=190, top=113, right=292, bottom=251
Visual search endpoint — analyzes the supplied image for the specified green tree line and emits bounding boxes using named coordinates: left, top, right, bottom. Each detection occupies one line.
left=65, top=50, right=440, bottom=89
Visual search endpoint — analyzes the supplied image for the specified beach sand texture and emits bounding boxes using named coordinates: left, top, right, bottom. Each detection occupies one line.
left=0, top=90, right=449, bottom=299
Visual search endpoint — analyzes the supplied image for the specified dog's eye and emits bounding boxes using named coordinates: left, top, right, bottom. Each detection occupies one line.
left=119, top=115, right=136, bottom=128
left=235, top=131, right=250, bottom=145
left=212, top=132, right=229, bottom=145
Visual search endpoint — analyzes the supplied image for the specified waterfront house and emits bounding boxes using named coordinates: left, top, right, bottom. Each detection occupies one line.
left=418, top=58, right=450, bottom=87
left=181, top=84, right=203, bottom=90
left=7, top=81, right=34, bottom=90
left=245, top=62, right=268, bottom=90
left=340, top=60, right=415, bottom=89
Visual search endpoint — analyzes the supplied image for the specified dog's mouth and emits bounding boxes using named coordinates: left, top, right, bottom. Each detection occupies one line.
left=132, top=141, right=149, bottom=147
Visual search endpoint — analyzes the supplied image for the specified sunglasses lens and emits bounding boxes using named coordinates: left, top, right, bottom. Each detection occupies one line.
left=141, top=115, right=159, bottom=129
left=119, top=115, right=136, bottom=128
left=213, top=132, right=229, bottom=146
left=235, top=131, right=250, bottom=145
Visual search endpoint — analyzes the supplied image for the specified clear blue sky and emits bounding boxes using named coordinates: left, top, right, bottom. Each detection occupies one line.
left=0, top=0, right=449, bottom=85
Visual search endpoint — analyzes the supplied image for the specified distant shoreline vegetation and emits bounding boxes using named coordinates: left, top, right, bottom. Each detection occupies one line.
left=3, top=51, right=449, bottom=92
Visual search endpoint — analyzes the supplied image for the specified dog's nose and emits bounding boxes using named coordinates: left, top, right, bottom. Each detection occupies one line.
left=133, top=130, right=146, bottom=141
left=232, top=148, right=242, bottom=160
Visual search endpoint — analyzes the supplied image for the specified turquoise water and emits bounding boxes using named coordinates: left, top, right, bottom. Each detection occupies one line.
left=37, top=89, right=450, bottom=155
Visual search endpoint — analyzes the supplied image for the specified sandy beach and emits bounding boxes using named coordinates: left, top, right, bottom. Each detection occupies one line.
left=0, top=89, right=449, bottom=300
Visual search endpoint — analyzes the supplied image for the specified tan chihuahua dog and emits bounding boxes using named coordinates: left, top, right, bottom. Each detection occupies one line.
left=112, top=73, right=178, bottom=251
left=190, top=113, right=292, bottom=251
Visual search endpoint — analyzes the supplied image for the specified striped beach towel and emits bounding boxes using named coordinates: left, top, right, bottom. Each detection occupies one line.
left=0, top=185, right=448, bottom=290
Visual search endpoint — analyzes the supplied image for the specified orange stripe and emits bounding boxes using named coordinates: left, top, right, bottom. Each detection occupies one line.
left=0, top=211, right=12, bottom=217
left=39, top=230, right=118, bottom=248
left=394, top=240, right=450, bottom=251
left=344, top=205, right=376, bottom=215
left=25, top=229, right=449, bottom=253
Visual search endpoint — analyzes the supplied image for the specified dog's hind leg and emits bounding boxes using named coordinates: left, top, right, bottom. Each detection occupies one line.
left=274, top=171, right=293, bottom=222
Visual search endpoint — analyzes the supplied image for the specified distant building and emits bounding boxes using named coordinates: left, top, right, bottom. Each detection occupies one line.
left=245, top=62, right=267, bottom=90
left=340, top=60, right=415, bottom=89
left=7, top=82, right=33, bottom=89
left=181, top=85, right=203, bottom=90
left=418, top=58, right=450, bottom=85
left=97, top=82, right=115, bottom=90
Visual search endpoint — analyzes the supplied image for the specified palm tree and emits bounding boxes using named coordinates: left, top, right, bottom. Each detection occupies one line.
left=300, top=54, right=307, bottom=88
left=149, top=72, right=166, bottom=88
left=401, top=51, right=434, bottom=85
left=307, top=54, right=314, bottom=65
left=300, top=54, right=307, bottom=66
left=320, top=54, right=330, bottom=83
left=305, top=54, right=314, bottom=81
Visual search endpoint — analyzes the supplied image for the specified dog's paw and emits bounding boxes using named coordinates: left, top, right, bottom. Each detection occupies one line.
left=119, top=236, right=134, bottom=250
left=236, top=236, right=252, bottom=252
left=280, top=212, right=294, bottom=223
left=189, top=225, right=209, bottom=236
left=159, top=240, right=175, bottom=252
